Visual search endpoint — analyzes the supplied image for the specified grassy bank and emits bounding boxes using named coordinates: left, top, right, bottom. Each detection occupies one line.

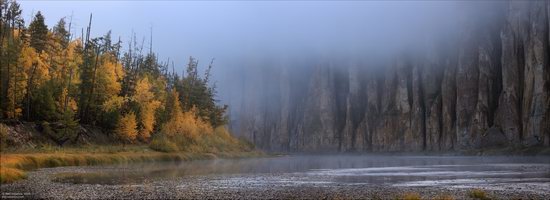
left=0, top=145, right=262, bottom=184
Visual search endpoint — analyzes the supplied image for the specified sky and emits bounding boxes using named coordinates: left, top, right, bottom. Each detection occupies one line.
left=19, top=0, right=497, bottom=106
left=19, top=1, right=466, bottom=69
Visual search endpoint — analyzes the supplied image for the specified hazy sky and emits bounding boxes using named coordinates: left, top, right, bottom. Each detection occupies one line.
left=20, top=1, right=498, bottom=107
left=19, top=1, right=465, bottom=69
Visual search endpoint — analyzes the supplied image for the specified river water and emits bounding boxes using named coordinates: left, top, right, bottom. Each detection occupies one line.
left=52, top=155, right=550, bottom=192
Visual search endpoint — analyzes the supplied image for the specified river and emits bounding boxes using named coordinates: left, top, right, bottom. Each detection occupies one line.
left=2, top=155, right=550, bottom=199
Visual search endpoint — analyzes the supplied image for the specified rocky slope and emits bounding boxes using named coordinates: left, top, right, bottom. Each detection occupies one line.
left=228, top=1, right=550, bottom=152
left=0, top=121, right=116, bottom=149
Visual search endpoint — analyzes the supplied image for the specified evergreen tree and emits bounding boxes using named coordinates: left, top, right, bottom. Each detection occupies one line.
left=52, top=18, right=69, bottom=47
left=6, top=0, right=23, bottom=29
left=28, top=11, right=48, bottom=53
left=177, top=57, right=228, bottom=127
left=31, top=81, right=58, bottom=121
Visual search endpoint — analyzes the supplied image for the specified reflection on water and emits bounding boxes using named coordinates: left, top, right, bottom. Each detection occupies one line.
left=52, top=155, right=550, bottom=190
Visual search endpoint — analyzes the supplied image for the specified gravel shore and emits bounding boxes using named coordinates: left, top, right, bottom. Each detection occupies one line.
left=2, top=165, right=549, bottom=199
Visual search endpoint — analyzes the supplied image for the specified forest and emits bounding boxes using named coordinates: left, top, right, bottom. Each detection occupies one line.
left=0, top=0, right=244, bottom=152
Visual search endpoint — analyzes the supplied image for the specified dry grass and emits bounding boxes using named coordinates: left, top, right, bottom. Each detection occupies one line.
left=0, top=167, right=27, bottom=183
left=469, top=188, right=490, bottom=200
left=401, top=192, right=422, bottom=200
left=150, top=126, right=255, bottom=153
left=0, top=146, right=262, bottom=184
left=434, top=194, right=455, bottom=200
left=2, top=144, right=152, bottom=154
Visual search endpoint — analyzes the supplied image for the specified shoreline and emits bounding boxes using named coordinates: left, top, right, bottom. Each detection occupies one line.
left=0, top=146, right=263, bottom=184
left=267, top=146, right=550, bottom=157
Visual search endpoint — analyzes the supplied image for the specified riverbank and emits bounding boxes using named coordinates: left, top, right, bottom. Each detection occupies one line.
left=0, top=145, right=262, bottom=184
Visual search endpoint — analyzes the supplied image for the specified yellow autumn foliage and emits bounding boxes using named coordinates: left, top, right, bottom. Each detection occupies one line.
left=65, top=40, right=83, bottom=85
left=134, top=77, right=155, bottom=103
left=133, top=77, right=162, bottom=142
left=102, top=96, right=126, bottom=112
left=56, top=88, right=78, bottom=113
left=97, top=54, right=123, bottom=99
left=4, top=44, right=37, bottom=118
left=115, top=112, right=138, bottom=144
left=18, top=45, right=37, bottom=72
left=161, top=91, right=213, bottom=142
left=34, top=51, right=51, bottom=87
left=138, top=100, right=161, bottom=141
left=6, top=46, right=50, bottom=119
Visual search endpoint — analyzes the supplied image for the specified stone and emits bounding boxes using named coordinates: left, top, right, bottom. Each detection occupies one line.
left=479, top=127, right=508, bottom=148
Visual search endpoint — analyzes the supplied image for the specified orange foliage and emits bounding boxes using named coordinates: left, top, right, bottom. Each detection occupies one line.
left=115, top=112, right=138, bottom=144
left=134, top=77, right=161, bottom=142
left=161, top=91, right=213, bottom=142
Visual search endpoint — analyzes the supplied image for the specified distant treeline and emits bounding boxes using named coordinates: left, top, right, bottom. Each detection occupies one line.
left=0, top=0, right=229, bottom=147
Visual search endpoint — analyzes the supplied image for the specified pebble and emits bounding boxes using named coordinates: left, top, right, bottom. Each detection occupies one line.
left=1, top=166, right=550, bottom=199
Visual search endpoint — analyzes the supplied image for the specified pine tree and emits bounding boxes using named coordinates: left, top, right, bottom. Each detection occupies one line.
left=31, top=81, right=58, bottom=121
left=52, top=18, right=69, bottom=47
left=176, top=57, right=227, bottom=127
left=28, top=11, right=48, bottom=53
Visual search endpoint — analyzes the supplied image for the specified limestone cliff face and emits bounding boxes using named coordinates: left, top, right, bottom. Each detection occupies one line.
left=230, top=1, right=550, bottom=152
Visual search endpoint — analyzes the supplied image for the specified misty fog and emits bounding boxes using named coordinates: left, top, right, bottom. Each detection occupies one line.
left=21, top=1, right=503, bottom=107
left=205, top=1, right=506, bottom=136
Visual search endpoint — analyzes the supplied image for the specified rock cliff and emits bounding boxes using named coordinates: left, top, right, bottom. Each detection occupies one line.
left=228, top=1, right=550, bottom=152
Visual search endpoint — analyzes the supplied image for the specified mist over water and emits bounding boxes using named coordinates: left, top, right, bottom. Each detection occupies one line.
left=53, top=155, right=550, bottom=192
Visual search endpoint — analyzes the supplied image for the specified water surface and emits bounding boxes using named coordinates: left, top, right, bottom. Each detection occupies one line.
left=52, top=155, right=550, bottom=191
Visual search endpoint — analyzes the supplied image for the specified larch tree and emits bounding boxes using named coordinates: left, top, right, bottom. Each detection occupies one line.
left=7, top=44, right=35, bottom=119
left=133, top=77, right=161, bottom=142
left=115, top=111, right=138, bottom=145
left=161, top=90, right=212, bottom=143
left=1, top=0, right=24, bottom=119
left=95, top=53, right=124, bottom=126
left=96, top=54, right=123, bottom=103
left=161, top=90, right=185, bottom=137
left=60, top=40, right=83, bottom=114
